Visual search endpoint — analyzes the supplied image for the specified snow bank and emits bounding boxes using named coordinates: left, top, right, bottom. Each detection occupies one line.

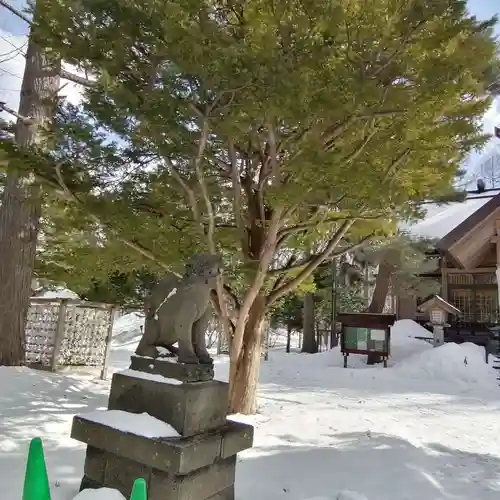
left=394, top=341, right=496, bottom=388
left=322, top=319, right=497, bottom=392
left=386, top=320, right=497, bottom=389
left=389, top=319, right=434, bottom=363
left=391, top=319, right=432, bottom=340
left=73, top=489, right=125, bottom=500
left=112, top=312, right=144, bottom=345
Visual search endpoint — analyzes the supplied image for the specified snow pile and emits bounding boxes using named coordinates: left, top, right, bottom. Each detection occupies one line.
left=324, top=319, right=497, bottom=392
left=394, top=341, right=496, bottom=388
left=391, top=319, right=432, bottom=340
left=388, top=320, right=496, bottom=390
left=112, top=312, right=144, bottom=346
left=73, top=489, right=125, bottom=500
left=389, top=319, right=434, bottom=363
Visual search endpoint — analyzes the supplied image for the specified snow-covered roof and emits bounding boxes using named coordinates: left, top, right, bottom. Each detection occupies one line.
left=401, top=190, right=500, bottom=241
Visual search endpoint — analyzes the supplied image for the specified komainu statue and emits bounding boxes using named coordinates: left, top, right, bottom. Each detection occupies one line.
left=135, top=254, right=222, bottom=364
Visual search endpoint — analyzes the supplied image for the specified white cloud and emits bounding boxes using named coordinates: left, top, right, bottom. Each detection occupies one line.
left=0, top=30, right=83, bottom=122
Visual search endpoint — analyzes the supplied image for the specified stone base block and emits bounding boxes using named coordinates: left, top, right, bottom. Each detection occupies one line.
left=72, top=414, right=253, bottom=476
left=104, top=453, right=151, bottom=495
left=130, top=355, right=214, bottom=382
left=149, top=456, right=236, bottom=500
left=108, top=371, right=228, bottom=436
left=80, top=451, right=236, bottom=500
left=80, top=475, right=101, bottom=492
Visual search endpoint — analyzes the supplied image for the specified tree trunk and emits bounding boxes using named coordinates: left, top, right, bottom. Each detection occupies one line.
left=0, top=22, right=60, bottom=365
left=286, top=324, right=291, bottom=353
left=367, top=260, right=394, bottom=313
left=229, top=293, right=266, bottom=414
left=366, top=260, right=394, bottom=365
left=301, top=292, right=317, bottom=353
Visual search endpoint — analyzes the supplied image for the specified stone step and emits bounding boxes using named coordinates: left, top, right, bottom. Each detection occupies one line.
left=130, top=355, right=214, bottom=383
left=72, top=413, right=253, bottom=477
left=108, top=370, right=228, bottom=436
left=81, top=455, right=235, bottom=500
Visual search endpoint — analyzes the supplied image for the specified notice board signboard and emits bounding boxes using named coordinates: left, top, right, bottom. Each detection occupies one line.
left=338, top=313, right=396, bottom=368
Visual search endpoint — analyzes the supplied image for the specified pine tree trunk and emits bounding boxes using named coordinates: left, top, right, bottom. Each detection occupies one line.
left=301, top=292, right=318, bottom=353
left=0, top=25, right=60, bottom=365
left=286, top=323, right=291, bottom=353
left=367, top=260, right=394, bottom=313
left=366, top=260, right=394, bottom=365
left=229, top=294, right=266, bottom=414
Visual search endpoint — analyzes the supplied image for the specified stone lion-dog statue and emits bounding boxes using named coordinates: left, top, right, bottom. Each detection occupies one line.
left=135, top=253, right=222, bottom=364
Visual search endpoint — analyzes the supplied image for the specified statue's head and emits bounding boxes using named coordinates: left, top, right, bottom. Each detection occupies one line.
left=184, top=253, right=222, bottom=287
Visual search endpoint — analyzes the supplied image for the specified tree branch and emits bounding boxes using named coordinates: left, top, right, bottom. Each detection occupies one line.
left=52, top=163, right=179, bottom=274
left=332, top=127, right=379, bottom=165
left=269, top=233, right=375, bottom=276
left=193, top=116, right=233, bottom=340
left=222, top=284, right=241, bottom=311
left=210, top=291, right=236, bottom=332
left=266, top=120, right=279, bottom=183
left=194, top=118, right=215, bottom=249
left=165, top=159, right=201, bottom=225
left=267, top=220, right=355, bottom=305
left=60, top=69, right=96, bottom=88
left=228, top=138, right=249, bottom=257
left=383, top=148, right=411, bottom=183
left=278, top=214, right=385, bottom=239
left=0, top=102, right=33, bottom=125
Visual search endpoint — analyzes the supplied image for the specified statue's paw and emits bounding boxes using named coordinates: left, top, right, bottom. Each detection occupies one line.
left=155, top=346, right=175, bottom=358
left=135, top=347, right=158, bottom=358
left=198, top=355, right=214, bottom=365
left=177, top=353, right=200, bottom=364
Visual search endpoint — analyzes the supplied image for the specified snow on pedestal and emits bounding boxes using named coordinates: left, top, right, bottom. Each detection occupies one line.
left=73, top=488, right=126, bottom=500
left=80, top=410, right=180, bottom=439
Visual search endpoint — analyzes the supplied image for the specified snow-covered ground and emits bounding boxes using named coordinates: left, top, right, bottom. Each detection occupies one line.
left=2, top=315, right=500, bottom=499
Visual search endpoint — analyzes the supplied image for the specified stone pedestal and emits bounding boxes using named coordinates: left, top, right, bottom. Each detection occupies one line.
left=72, top=355, right=254, bottom=500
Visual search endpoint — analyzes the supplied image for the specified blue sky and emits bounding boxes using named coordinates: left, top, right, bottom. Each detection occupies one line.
left=467, top=0, right=500, bottom=152
left=468, top=0, right=498, bottom=22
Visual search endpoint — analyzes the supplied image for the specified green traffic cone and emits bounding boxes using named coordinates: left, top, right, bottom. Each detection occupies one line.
left=22, top=438, right=51, bottom=500
left=130, top=478, right=147, bottom=500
